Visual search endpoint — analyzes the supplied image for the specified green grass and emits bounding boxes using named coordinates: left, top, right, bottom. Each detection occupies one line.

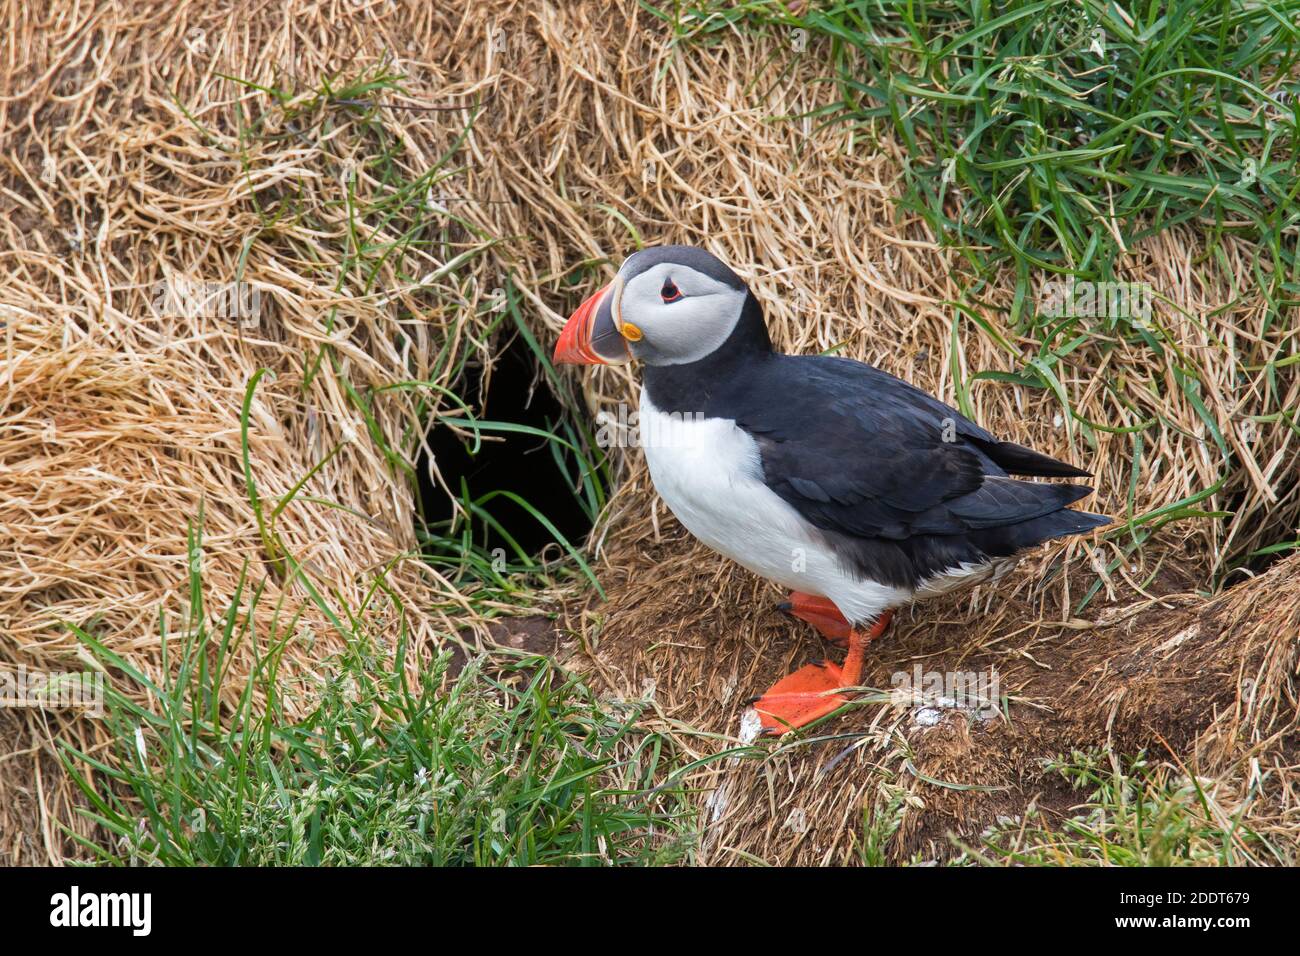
left=56, top=518, right=697, bottom=866
left=957, top=749, right=1285, bottom=865
left=856, top=783, right=912, bottom=865
left=659, top=0, right=1299, bottom=304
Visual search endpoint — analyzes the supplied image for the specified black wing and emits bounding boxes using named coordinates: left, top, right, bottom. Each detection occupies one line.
left=737, top=355, right=1096, bottom=542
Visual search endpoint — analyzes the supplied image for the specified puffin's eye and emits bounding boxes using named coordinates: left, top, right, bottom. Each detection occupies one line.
left=660, top=278, right=684, bottom=303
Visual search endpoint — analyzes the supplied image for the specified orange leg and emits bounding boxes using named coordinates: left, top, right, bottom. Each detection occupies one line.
left=778, top=591, right=852, bottom=646
left=751, top=610, right=894, bottom=737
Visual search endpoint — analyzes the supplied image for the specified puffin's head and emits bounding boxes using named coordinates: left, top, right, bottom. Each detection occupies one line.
left=553, top=245, right=764, bottom=367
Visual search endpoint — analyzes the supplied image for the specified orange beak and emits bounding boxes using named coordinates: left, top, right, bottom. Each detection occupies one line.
left=553, top=282, right=631, bottom=365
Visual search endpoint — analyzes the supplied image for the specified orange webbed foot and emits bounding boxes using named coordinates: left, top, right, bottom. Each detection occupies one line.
left=752, top=610, right=894, bottom=737
left=749, top=659, right=850, bottom=736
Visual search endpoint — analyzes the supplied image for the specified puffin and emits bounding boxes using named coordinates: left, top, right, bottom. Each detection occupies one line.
left=553, top=245, right=1109, bottom=736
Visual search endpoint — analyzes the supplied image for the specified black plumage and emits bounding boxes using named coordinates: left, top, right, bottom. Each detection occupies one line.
left=644, top=289, right=1108, bottom=591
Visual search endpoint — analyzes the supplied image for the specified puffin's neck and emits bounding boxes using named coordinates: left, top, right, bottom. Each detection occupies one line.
left=642, top=291, right=773, bottom=415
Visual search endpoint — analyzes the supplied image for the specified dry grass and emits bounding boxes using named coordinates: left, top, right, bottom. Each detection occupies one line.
left=0, top=0, right=1296, bottom=864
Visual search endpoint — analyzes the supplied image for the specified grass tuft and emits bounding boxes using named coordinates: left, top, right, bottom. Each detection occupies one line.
left=56, top=518, right=695, bottom=866
left=663, top=0, right=1300, bottom=305
left=957, top=749, right=1284, bottom=865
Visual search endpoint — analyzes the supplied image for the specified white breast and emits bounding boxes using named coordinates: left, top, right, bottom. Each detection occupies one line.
left=637, top=389, right=911, bottom=624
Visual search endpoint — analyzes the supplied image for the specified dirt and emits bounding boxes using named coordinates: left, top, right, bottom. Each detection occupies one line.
left=449, top=614, right=570, bottom=678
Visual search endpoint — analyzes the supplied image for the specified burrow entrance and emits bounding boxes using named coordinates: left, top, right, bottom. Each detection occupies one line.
left=416, top=330, right=598, bottom=567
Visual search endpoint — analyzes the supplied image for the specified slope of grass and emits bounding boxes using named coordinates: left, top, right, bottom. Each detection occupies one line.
left=56, top=519, right=696, bottom=866
left=43, top=63, right=651, bottom=868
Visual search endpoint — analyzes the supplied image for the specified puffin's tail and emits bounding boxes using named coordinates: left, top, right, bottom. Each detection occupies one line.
left=1036, top=508, right=1111, bottom=539
left=973, top=505, right=1110, bottom=556
left=975, top=438, right=1094, bottom=479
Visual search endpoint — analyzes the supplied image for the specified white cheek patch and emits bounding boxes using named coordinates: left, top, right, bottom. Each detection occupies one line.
left=619, top=263, right=746, bottom=365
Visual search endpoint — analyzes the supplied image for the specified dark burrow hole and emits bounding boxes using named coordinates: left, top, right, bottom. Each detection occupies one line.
left=416, top=330, right=597, bottom=566
left=1218, top=479, right=1300, bottom=583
